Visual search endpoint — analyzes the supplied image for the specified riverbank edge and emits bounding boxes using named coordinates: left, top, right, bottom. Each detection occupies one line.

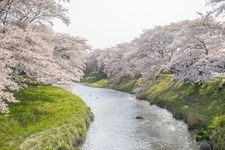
left=83, top=75, right=225, bottom=150
left=0, top=85, right=93, bottom=150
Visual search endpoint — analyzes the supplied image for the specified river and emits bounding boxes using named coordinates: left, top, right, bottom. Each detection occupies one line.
left=71, top=84, right=199, bottom=150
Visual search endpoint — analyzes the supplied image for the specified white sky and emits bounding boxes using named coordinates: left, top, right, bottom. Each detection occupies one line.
left=53, top=0, right=207, bottom=49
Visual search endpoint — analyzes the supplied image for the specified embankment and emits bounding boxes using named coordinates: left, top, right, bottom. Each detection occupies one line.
left=0, top=85, right=93, bottom=150
left=85, top=75, right=225, bottom=150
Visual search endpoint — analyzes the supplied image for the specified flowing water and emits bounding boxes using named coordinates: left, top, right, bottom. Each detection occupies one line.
left=71, top=84, right=199, bottom=150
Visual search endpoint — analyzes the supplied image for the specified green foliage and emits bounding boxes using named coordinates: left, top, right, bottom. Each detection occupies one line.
left=80, top=77, right=99, bottom=83
left=81, top=70, right=107, bottom=83
left=0, top=85, right=92, bottom=150
left=90, top=79, right=109, bottom=88
left=86, top=75, right=146, bottom=93
left=110, top=77, right=145, bottom=93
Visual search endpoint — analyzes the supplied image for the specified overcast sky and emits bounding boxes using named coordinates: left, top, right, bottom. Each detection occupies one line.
left=53, top=0, right=207, bottom=49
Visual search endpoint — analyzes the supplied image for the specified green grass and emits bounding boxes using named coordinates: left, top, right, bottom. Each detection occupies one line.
left=89, top=79, right=109, bottom=88
left=84, top=75, right=146, bottom=93
left=87, top=74, right=225, bottom=149
left=110, top=77, right=147, bottom=93
left=0, top=85, right=92, bottom=150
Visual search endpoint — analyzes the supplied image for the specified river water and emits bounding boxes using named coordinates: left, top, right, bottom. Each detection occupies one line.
left=71, top=84, right=199, bottom=150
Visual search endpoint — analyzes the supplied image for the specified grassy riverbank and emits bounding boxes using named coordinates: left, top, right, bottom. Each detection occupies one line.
left=0, top=85, right=92, bottom=150
left=84, top=75, right=225, bottom=149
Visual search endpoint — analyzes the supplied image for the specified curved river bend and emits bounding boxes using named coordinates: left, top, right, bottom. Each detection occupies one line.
left=71, top=84, right=198, bottom=150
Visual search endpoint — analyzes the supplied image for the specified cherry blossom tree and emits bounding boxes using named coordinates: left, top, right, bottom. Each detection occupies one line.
left=207, top=0, right=225, bottom=17
left=166, top=19, right=225, bottom=82
left=0, top=24, right=90, bottom=113
left=0, top=47, right=18, bottom=113
left=0, top=0, right=70, bottom=27
left=0, top=0, right=91, bottom=114
left=87, top=19, right=225, bottom=84
left=53, top=33, right=90, bottom=82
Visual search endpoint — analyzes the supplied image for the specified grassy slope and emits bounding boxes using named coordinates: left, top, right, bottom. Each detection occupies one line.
left=89, top=77, right=146, bottom=93
left=85, top=75, right=225, bottom=149
left=0, top=85, right=92, bottom=150
left=139, top=75, right=225, bottom=149
left=89, top=79, right=109, bottom=88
